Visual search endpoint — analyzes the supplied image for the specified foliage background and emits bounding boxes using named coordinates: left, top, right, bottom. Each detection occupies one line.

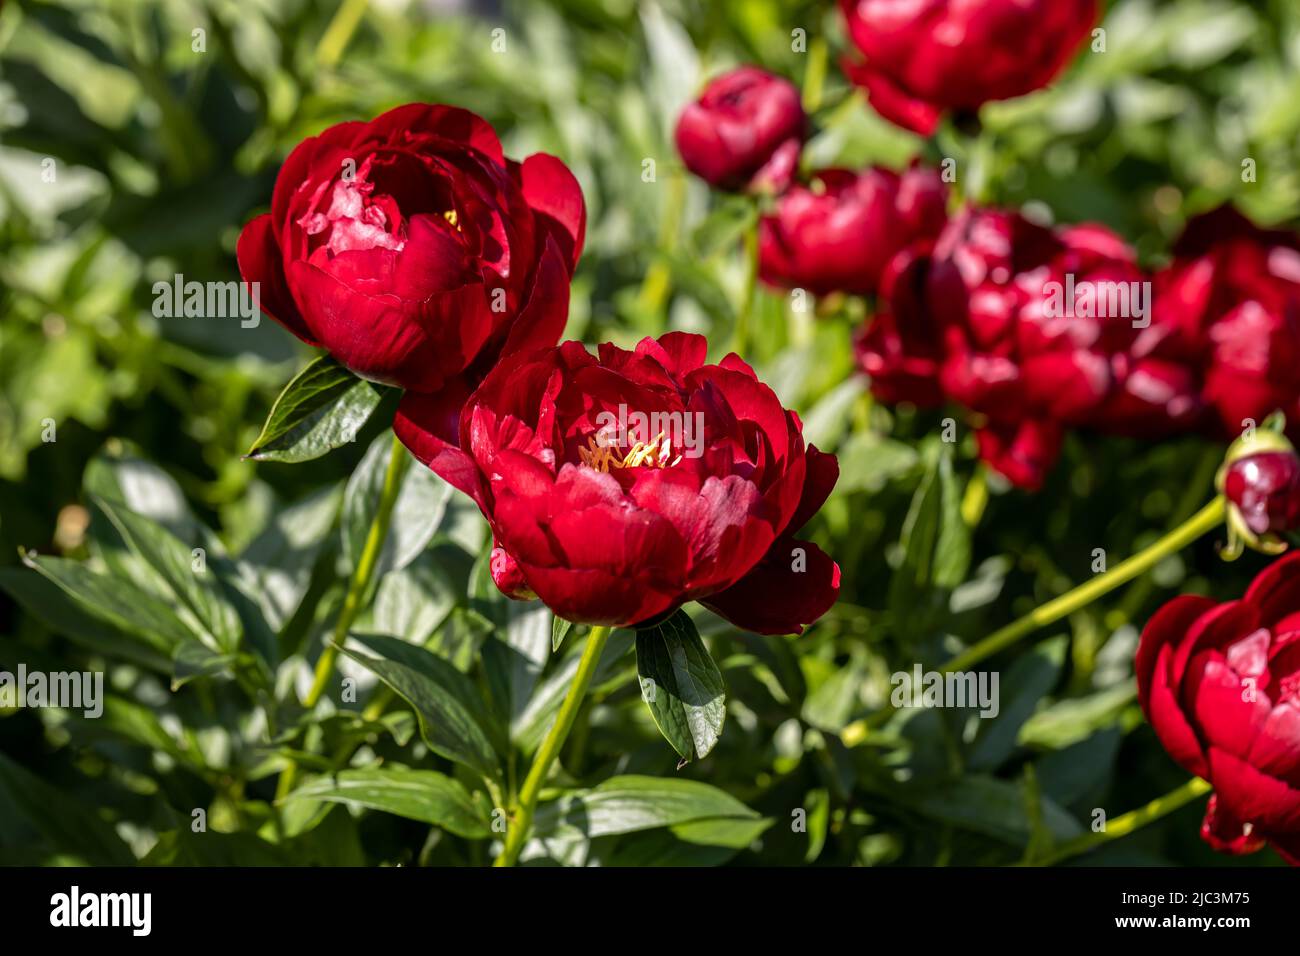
left=0, top=0, right=1296, bottom=865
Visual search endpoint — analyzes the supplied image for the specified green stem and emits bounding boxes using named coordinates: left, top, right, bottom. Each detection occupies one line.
left=942, top=496, right=1225, bottom=675
left=802, top=36, right=828, bottom=113
left=732, top=220, right=760, bottom=356
left=316, top=0, right=370, bottom=68
left=494, top=625, right=612, bottom=867
left=1107, top=444, right=1222, bottom=632
left=636, top=170, right=686, bottom=319
left=276, top=432, right=407, bottom=802
left=1032, top=777, right=1211, bottom=866
left=842, top=496, right=1225, bottom=742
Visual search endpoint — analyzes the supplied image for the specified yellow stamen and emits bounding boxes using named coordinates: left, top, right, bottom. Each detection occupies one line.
left=577, top=432, right=682, bottom=473
left=443, top=209, right=460, bottom=229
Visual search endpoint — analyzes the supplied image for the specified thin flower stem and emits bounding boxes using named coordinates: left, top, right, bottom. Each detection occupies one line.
left=1108, top=443, right=1222, bottom=632
left=843, top=496, right=1226, bottom=740
left=276, top=432, right=407, bottom=802
left=316, top=0, right=370, bottom=68
left=732, top=221, right=760, bottom=356
left=802, top=36, right=828, bottom=113
left=494, top=625, right=612, bottom=867
left=941, top=496, right=1225, bottom=675
left=1031, top=777, right=1212, bottom=866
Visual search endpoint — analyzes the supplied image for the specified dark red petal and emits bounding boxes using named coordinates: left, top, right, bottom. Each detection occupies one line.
left=841, top=58, right=941, bottom=136
left=368, top=103, right=504, bottom=165
left=500, top=235, right=571, bottom=358
left=235, top=214, right=319, bottom=345
left=787, top=444, right=839, bottom=534
left=1244, top=551, right=1300, bottom=626
left=635, top=332, right=710, bottom=378
left=1200, top=794, right=1267, bottom=856
left=394, top=384, right=484, bottom=505
left=286, top=259, right=492, bottom=392
left=1136, top=595, right=1216, bottom=711
left=702, top=537, right=840, bottom=635
left=1207, top=747, right=1300, bottom=834
left=518, top=152, right=586, bottom=273
left=1136, top=595, right=1217, bottom=779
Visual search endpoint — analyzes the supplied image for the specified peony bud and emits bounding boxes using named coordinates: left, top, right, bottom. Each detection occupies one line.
left=1216, top=421, right=1300, bottom=559
left=674, top=67, right=805, bottom=195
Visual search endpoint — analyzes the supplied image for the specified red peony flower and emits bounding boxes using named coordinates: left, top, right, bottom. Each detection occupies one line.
left=674, top=66, right=806, bottom=194
left=396, top=332, right=840, bottom=634
left=839, top=0, right=1098, bottom=135
left=1144, top=207, right=1300, bottom=439
left=237, top=103, right=586, bottom=396
left=858, top=208, right=1198, bottom=489
left=1137, top=553, right=1300, bottom=864
left=759, top=164, right=948, bottom=297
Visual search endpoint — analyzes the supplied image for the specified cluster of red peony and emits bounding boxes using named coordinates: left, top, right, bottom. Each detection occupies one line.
left=675, top=17, right=1300, bottom=491
left=239, top=103, right=840, bottom=636
left=858, top=204, right=1300, bottom=490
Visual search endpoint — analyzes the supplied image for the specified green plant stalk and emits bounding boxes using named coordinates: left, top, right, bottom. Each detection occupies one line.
left=844, top=496, right=1226, bottom=740
left=1032, top=777, right=1212, bottom=866
left=317, top=0, right=370, bottom=68
left=494, top=625, right=612, bottom=867
left=1108, top=443, right=1223, bottom=632
left=637, top=170, right=686, bottom=318
left=942, top=496, right=1225, bottom=675
left=732, top=221, right=760, bottom=356
left=802, top=36, right=828, bottom=113
left=276, top=432, right=407, bottom=802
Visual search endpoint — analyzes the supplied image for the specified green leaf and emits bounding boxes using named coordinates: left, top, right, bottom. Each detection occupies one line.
left=934, top=451, right=972, bottom=589
left=552, top=615, right=573, bottom=653
left=967, top=637, right=1066, bottom=771
left=0, top=567, right=171, bottom=672
left=369, top=549, right=458, bottom=643
left=245, top=355, right=384, bottom=463
left=83, top=441, right=197, bottom=538
left=531, top=775, right=761, bottom=841
left=283, top=768, right=489, bottom=838
left=689, top=195, right=758, bottom=259
left=337, top=633, right=504, bottom=780
left=19, top=551, right=194, bottom=654
left=0, top=753, right=134, bottom=865
left=834, top=431, right=920, bottom=494
left=92, top=495, right=241, bottom=653
left=1017, top=682, right=1140, bottom=750
left=236, top=484, right=342, bottom=633
left=635, top=611, right=726, bottom=761
left=342, top=433, right=451, bottom=579
left=511, top=630, right=634, bottom=754
left=911, top=775, right=1083, bottom=847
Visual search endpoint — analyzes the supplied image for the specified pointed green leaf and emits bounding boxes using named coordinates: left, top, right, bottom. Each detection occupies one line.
left=92, top=495, right=241, bottom=653
left=337, top=633, right=504, bottom=780
left=635, top=610, right=726, bottom=761
left=245, top=355, right=384, bottom=463
left=284, top=768, right=489, bottom=838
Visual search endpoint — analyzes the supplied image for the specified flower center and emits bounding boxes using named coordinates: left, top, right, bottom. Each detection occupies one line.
left=577, top=432, right=682, bottom=472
